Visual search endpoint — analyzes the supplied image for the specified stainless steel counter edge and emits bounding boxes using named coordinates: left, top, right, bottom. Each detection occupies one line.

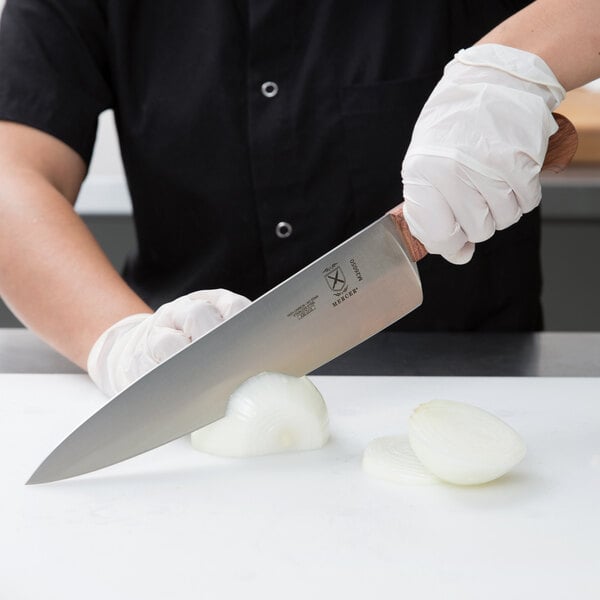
left=1, top=328, right=599, bottom=377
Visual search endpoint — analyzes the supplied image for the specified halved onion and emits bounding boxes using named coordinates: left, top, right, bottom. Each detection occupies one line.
left=191, top=372, right=329, bottom=457
left=362, top=436, right=440, bottom=485
left=409, top=400, right=526, bottom=485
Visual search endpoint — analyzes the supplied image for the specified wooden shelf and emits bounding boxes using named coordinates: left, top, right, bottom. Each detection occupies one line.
left=557, top=87, right=600, bottom=163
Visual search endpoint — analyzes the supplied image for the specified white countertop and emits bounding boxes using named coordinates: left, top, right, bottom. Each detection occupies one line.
left=75, top=175, right=132, bottom=215
left=2, top=374, right=599, bottom=599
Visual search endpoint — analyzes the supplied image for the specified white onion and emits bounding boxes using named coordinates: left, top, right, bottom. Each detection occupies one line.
left=409, top=400, right=526, bottom=485
left=362, top=436, right=439, bottom=485
left=190, top=372, right=329, bottom=457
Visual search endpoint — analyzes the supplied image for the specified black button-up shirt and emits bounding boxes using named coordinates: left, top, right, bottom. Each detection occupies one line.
left=0, top=0, right=539, bottom=330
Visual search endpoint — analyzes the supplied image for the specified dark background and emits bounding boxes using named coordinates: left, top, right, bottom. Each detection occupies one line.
left=1, top=175, right=599, bottom=331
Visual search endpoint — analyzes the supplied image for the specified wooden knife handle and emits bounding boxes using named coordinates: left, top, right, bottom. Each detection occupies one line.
left=389, top=112, right=579, bottom=262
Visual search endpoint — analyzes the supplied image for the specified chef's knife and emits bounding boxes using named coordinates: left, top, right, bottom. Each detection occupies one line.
left=27, top=114, right=578, bottom=484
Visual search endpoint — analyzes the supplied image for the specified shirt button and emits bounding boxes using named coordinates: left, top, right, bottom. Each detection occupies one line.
left=261, top=81, right=279, bottom=98
left=275, top=221, right=292, bottom=239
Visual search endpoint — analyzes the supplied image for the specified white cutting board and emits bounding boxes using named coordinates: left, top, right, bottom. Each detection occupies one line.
left=0, top=374, right=599, bottom=600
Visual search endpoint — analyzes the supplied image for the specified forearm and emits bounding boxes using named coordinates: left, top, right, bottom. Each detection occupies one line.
left=0, top=170, right=151, bottom=369
left=478, top=0, right=600, bottom=90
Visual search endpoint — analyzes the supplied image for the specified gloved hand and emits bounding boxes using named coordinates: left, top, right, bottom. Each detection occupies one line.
left=87, top=289, right=251, bottom=397
left=401, top=44, right=566, bottom=264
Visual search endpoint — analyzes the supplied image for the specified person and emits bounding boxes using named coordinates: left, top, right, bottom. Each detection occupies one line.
left=0, top=1, right=596, bottom=396
left=402, top=0, right=600, bottom=264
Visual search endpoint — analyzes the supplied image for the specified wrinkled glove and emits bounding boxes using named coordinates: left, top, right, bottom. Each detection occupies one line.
left=401, top=44, right=565, bottom=264
left=87, top=289, right=251, bottom=397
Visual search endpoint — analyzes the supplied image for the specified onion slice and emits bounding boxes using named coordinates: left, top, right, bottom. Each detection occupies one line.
left=362, top=436, right=440, bottom=485
left=409, top=400, right=526, bottom=485
left=191, top=372, right=329, bottom=457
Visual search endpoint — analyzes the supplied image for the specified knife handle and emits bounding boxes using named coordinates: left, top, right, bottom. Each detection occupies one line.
left=389, top=112, right=579, bottom=262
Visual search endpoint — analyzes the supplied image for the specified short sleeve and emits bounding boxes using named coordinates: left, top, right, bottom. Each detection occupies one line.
left=0, top=0, right=112, bottom=164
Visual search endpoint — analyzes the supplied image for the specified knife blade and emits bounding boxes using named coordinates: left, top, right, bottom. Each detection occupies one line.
left=27, top=113, right=577, bottom=484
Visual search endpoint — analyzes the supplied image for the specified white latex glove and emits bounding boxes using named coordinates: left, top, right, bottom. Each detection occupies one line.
left=87, top=289, right=251, bottom=397
left=401, top=44, right=566, bottom=264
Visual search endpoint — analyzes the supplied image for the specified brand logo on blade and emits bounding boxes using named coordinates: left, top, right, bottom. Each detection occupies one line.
left=324, top=261, right=362, bottom=308
left=323, top=263, right=348, bottom=296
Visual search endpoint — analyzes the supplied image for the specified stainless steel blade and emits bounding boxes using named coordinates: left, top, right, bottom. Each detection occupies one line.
left=28, top=214, right=422, bottom=484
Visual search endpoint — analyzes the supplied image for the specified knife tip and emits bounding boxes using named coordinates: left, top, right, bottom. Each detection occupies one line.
left=25, top=467, right=47, bottom=485
left=25, top=460, right=65, bottom=485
